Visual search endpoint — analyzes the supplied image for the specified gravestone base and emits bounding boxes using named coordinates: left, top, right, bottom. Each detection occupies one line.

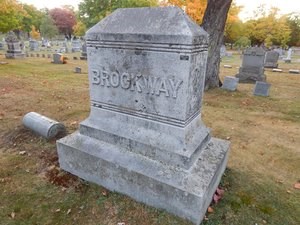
left=5, top=52, right=25, bottom=59
left=264, top=62, right=278, bottom=68
left=236, top=72, right=266, bottom=83
left=57, top=131, right=229, bottom=225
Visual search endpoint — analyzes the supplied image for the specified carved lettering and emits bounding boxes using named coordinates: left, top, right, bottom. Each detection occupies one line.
left=121, top=72, right=131, bottom=89
left=169, top=79, right=183, bottom=98
left=92, top=70, right=100, bottom=84
left=110, top=71, right=120, bottom=87
left=91, top=68, right=183, bottom=98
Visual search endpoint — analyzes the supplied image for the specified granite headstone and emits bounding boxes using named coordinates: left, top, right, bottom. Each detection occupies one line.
left=253, top=81, right=271, bottom=96
left=236, top=47, right=266, bottom=83
left=57, top=7, right=230, bottom=225
left=5, top=31, right=25, bottom=59
left=221, top=76, right=239, bottom=91
left=264, top=50, right=279, bottom=68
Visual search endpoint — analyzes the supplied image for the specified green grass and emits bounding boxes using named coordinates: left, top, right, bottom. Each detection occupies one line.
left=0, top=50, right=300, bottom=225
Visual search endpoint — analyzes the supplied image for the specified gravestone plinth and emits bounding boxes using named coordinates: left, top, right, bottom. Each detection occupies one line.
left=236, top=47, right=266, bottom=83
left=5, top=32, right=25, bottom=59
left=57, top=7, right=230, bottom=225
left=264, top=50, right=279, bottom=68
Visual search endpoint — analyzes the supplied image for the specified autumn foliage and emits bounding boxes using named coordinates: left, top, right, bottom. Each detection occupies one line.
left=49, top=8, right=76, bottom=35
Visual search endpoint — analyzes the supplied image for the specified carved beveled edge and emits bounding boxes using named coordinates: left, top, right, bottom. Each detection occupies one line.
left=86, top=40, right=208, bottom=54
left=91, top=100, right=199, bottom=128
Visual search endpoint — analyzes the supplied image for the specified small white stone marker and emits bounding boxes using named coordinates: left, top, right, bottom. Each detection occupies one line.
left=289, top=69, right=300, bottom=74
left=272, top=68, right=282, bottom=72
left=223, top=65, right=232, bottom=68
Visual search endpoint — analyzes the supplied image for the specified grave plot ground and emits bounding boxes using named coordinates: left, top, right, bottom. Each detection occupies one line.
left=0, top=52, right=299, bottom=225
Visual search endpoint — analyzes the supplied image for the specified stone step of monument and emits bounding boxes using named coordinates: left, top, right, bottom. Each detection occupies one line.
left=289, top=69, right=300, bottom=74
left=57, top=131, right=229, bottom=225
left=79, top=120, right=211, bottom=170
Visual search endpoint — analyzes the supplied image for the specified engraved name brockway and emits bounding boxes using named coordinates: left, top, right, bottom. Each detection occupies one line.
left=92, top=68, right=183, bottom=98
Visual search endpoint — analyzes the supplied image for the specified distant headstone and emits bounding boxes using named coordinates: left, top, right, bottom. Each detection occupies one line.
left=23, top=112, right=66, bottom=139
left=235, top=47, right=266, bottom=83
left=52, top=53, right=65, bottom=64
left=80, top=42, right=87, bottom=60
left=253, top=81, right=271, bottom=97
left=57, top=7, right=230, bottom=225
left=29, top=40, right=39, bottom=51
left=71, top=39, right=81, bottom=52
left=221, top=76, right=239, bottom=91
left=5, top=31, right=25, bottom=59
left=284, top=48, right=292, bottom=63
left=30, top=53, right=34, bottom=57
left=0, top=42, right=4, bottom=50
left=73, top=56, right=78, bottom=60
left=47, top=54, right=51, bottom=58
left=289, top=69, right=300, bottom=74
left=36, top=53, right=40, bottom=57
left=74, top=67, right=81, bottom=73
left=264, top=50, right=279, bottom=68
left=220, top=45, right=226, bottom=58
left=42, top=54, right=45, bottom=58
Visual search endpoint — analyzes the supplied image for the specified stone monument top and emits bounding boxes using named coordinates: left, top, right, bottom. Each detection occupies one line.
left=86, top=7, right=208, bottom=45
left=5, top=31, right=19, bottom=42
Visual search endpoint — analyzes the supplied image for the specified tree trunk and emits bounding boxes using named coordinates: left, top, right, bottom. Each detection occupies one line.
left=201, top=0, right=232, bottom=90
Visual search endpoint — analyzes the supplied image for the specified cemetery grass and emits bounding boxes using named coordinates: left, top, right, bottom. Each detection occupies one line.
left=0, top=52, right=299, bottom=225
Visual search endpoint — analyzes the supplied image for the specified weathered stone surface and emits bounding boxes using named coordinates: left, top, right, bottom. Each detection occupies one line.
left=236, top=47, right=266, bottom=83
left=57, top=7, right=229, bottom=225
left=264, top=50, right=279, bottom=68
left=23, top=112, right=65, bottom=139
left=29, top=40, right=39, bottom=51
left=71, top=40, right=81, bottom=52
left=221, top=76, right=239, bottom=91
left=253, top=81, right=271, bottom=97
left=52, top=53, right=63, bottom=64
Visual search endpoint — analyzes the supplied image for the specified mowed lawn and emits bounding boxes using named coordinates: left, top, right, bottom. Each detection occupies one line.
left=0, top=51, right=299, bottom=225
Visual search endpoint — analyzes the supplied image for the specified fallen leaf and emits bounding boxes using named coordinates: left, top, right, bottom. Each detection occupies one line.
left=213, top=193, right=222, bottom=203
left=207, top=206, right=214, bottom=213
left=226, top=136, right=231, bottom=140
left=294, top=183, right=300, bottom=189
left=286, top=190, right=292, bottom=194
left=55, top=208, right=61, bottom=212
left=67, top=209, right=71, bottom=215
left=19, top=151, right=26, bottom=155
left=11, top=212, right=15, bottom=219
left=117, top=223, right=125, bottom=225
left=70, top=121, right=77, bottom=125
left=262, top=219, right=267, bottom=224
left=102, top=190, right=108, bottom=196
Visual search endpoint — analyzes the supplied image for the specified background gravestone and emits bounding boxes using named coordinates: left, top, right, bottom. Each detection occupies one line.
left=236, top=47, right=266, bottom=83
left=52, top=53, right=64, bottom=64
left=264, top=50, right=279, bottom=68
left=57, top=7, right=230, bottom=225
left=5, top=31, right=25, bottom=59
left=80, top=42, right=87, bottom=60
left=253, top=81, right=271, bottom=96
left=222, top=76, right=239, bottom=91
left=29, top=40, right=39, bottom=51
left=71, top=39, right=81, bottom=52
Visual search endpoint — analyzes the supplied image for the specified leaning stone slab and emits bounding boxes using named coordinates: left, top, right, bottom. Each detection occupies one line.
left=253, top=81, right=271, bottom=97
left=221, top=76, right=239, bottom=91
left=272, top=68, right=282, bottom=72
left=289, top=69, right=300, bottom=74
left=236, top=47, right=266, bottom=83
left=23, top=112, right=65, bottom=139
left=57, top=7, right=230, bottom=225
